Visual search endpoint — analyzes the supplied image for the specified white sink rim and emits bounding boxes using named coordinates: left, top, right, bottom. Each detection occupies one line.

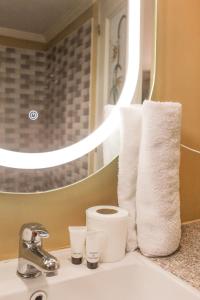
left=0, top=248, right=199, bottom=300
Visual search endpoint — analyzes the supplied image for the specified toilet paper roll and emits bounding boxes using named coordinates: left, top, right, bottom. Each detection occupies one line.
left=86, top=205, right=128, bottom=262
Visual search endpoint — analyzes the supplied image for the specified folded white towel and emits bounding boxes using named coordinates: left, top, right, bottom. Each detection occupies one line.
left=136, top=100, right=182, bottom=257
left=118, top=105, right=142, bottom=251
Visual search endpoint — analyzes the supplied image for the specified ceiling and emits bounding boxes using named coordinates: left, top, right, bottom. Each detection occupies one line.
left=0, top=0, right=93, bottom=41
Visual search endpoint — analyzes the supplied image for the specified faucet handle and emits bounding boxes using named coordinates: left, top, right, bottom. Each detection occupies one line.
left=20, top=223, right=49, bottom=244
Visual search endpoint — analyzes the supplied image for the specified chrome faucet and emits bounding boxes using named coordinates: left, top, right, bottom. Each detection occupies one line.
left=17, top=223, right=60, bottom=278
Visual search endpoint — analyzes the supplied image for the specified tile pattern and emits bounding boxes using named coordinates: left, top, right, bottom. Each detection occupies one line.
left=46, top=22, right=91, bottom=150
left=0, top=47, right=47, bottom=152
left=0, top=155, right=89, bottom=192
left=0, top=20, right=91, bottom=192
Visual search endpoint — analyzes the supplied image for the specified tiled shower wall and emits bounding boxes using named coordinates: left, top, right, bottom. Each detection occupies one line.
left=46, top=21, right=91, bottom=150
left=0, top=20, right=91, bottom=192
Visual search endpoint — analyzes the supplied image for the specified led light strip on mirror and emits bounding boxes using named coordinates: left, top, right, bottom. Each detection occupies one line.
left=0, top=0, right=141, bottom=169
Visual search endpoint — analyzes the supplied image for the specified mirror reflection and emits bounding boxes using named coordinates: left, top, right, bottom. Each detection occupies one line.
left=0, top=0, right=156, bottom=192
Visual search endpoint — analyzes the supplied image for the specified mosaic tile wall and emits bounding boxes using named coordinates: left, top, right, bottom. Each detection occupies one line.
left=0, top=20, right=91, bottom=192
left=46, top=22, right=91, bottom=150
left=0, top=47, right=47, bottom=152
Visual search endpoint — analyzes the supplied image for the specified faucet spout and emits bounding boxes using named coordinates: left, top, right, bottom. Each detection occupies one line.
left=17, top=223, right=60, bottom=278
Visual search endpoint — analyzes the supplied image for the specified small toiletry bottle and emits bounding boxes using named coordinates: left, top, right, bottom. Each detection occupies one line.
left=68, top=226, right=87, bottom=265
left=86, top=231, right=102, bottom=269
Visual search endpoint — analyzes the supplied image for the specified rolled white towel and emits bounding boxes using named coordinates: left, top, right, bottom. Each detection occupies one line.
left=118, top=105, right=142, bottom=251
left=136, top=100, right=182, bottom=257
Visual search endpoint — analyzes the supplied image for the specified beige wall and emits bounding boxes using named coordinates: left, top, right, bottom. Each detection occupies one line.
left=153, top=0, right=200, bottom=221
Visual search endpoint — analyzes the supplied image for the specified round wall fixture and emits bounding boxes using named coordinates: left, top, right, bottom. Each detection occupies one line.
left=28, top=110, right=39, bottom=121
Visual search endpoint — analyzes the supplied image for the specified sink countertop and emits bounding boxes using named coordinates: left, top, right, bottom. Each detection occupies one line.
left=149, top=221, right=200, bottom=291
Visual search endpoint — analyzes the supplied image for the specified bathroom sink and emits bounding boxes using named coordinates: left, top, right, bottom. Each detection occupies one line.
left=0, top=249, right=199, bottom=300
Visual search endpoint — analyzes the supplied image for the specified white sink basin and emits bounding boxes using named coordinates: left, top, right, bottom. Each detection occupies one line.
left=0, top=249, right=199, bottom=300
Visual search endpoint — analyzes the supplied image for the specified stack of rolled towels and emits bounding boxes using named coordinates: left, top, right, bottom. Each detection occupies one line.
left=118, top=100, right=182, bottom=257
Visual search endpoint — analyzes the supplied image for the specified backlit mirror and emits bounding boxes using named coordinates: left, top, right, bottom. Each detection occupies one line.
left=0, top=0, right=156, bottom=192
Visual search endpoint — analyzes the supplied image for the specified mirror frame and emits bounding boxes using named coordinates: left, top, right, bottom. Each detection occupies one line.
left=0, top=0, right=141, bottom=169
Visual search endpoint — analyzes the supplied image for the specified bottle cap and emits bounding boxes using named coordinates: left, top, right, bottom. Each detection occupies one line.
left=71, top=257, right=82, bottom=265
left=87, top=261, right=98, bottom=269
